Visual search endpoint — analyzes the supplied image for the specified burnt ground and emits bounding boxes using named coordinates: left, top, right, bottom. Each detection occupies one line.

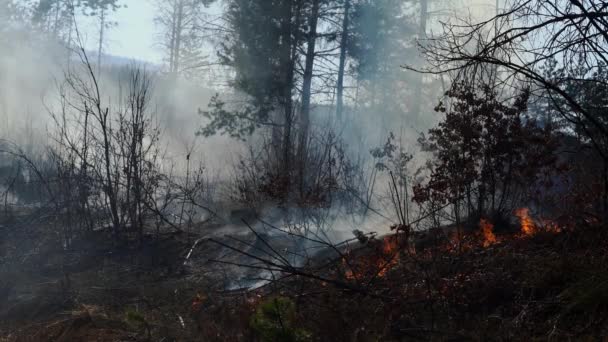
left=0, top=215, right=300, bottom=341
left=241, top=225, right=608, bottom=341
left=2, top=215, right=608, bottom=341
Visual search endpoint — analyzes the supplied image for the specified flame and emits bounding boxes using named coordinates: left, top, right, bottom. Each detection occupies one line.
left=378, top=236, right=400, bottom=276
left=376, top=237, right=399, bottom=277
left=479, top=218, right=497, bottom=247
left=342, top=257, right=355, bottom=280
left=382, top=235, right=400, bottom=255
left=341, top=236, right=401, bottom=280
left=515, top=208, right=535, bottom=236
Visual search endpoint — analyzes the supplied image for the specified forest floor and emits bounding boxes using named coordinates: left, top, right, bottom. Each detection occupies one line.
left=276, top=224, right=608, bottom=341
left=1, top=216, right=608, bottom=341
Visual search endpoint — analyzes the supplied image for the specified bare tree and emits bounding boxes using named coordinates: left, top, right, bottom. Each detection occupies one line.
left=48, top=27, right=164, bottom=241
left=414, top=0, right=608, bottom=218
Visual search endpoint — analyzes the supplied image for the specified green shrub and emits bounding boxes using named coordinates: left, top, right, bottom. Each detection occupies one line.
left=125, top=307, right=150, bottom=339
left=250, top=297, right=311, bottom=342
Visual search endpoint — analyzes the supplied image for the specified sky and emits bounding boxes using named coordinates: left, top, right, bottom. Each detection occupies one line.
left=108, top=1, right=161, bottom=62
left=80, top=1, right=162, bottom=64
left=77, top=0, right=495, bottom=66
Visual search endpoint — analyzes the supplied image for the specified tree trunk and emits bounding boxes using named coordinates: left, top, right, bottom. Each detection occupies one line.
left=280, top=0, right=295, bottom=201
left=169, top=2, right=178, bottom=76
left=80, top=105, right=91, bottom=231
left=172, top=0, right=185, bottom=76
left=52, top=1, right=61, bottom=36
left=100, top=108, right=120, bottom=238
left=298, top=0, right=320, bottom=195
left=411, top=0, right=428, bottom=121
left=97, top=8, right=105, bottom=74
left=336, top=0, right=350, bottom=123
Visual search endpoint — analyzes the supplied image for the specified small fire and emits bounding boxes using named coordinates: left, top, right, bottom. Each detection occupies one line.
left=479, top=218, right=497, bottom=247
left=378, top=236, right=400, bottom=277
left=515, top=208, right=535, bottom=236
left=341, top=236, right=401, bottom=280
left=344, top=267, right=355, bottom=279
left=342, top=256, right=355, bottom=280
left=382, top=235, right=400, bottom=255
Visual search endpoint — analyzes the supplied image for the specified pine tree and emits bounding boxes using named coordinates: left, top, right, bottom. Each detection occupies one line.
left=347, top=0, right=417, bottom=126
left=154, top=0, right=215, bottom=80
left=200, top=0, right=329, bottom=202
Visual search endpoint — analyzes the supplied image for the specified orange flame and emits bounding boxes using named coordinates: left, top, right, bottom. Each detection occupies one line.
left=342, top=257, right=355, bottom=280
left=341, top=236, right=401, bottom=280
left=379, top=236, right=400, bottom=274
left=382, top=235, right=400, bottom=255
left=514, top=208, right=535, bottom=236
left=479, top=218, right=497, bottom=247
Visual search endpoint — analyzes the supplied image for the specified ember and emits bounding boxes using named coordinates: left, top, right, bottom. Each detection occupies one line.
left=541, top=219, right=562, bottom=233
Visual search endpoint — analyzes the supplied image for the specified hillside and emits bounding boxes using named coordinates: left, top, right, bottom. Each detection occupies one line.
left=2, top=213, right=607, bottom=341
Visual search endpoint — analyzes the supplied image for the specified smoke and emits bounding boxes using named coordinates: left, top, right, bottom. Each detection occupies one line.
left=0, top=24, right=242, bottom=175
left=0, top=0, right=502, bottom=234
left=0, top=30, right=61, bottom=149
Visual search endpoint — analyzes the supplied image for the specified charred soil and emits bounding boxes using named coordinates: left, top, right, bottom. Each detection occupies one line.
left=2, top=220, right=608, bottom=341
